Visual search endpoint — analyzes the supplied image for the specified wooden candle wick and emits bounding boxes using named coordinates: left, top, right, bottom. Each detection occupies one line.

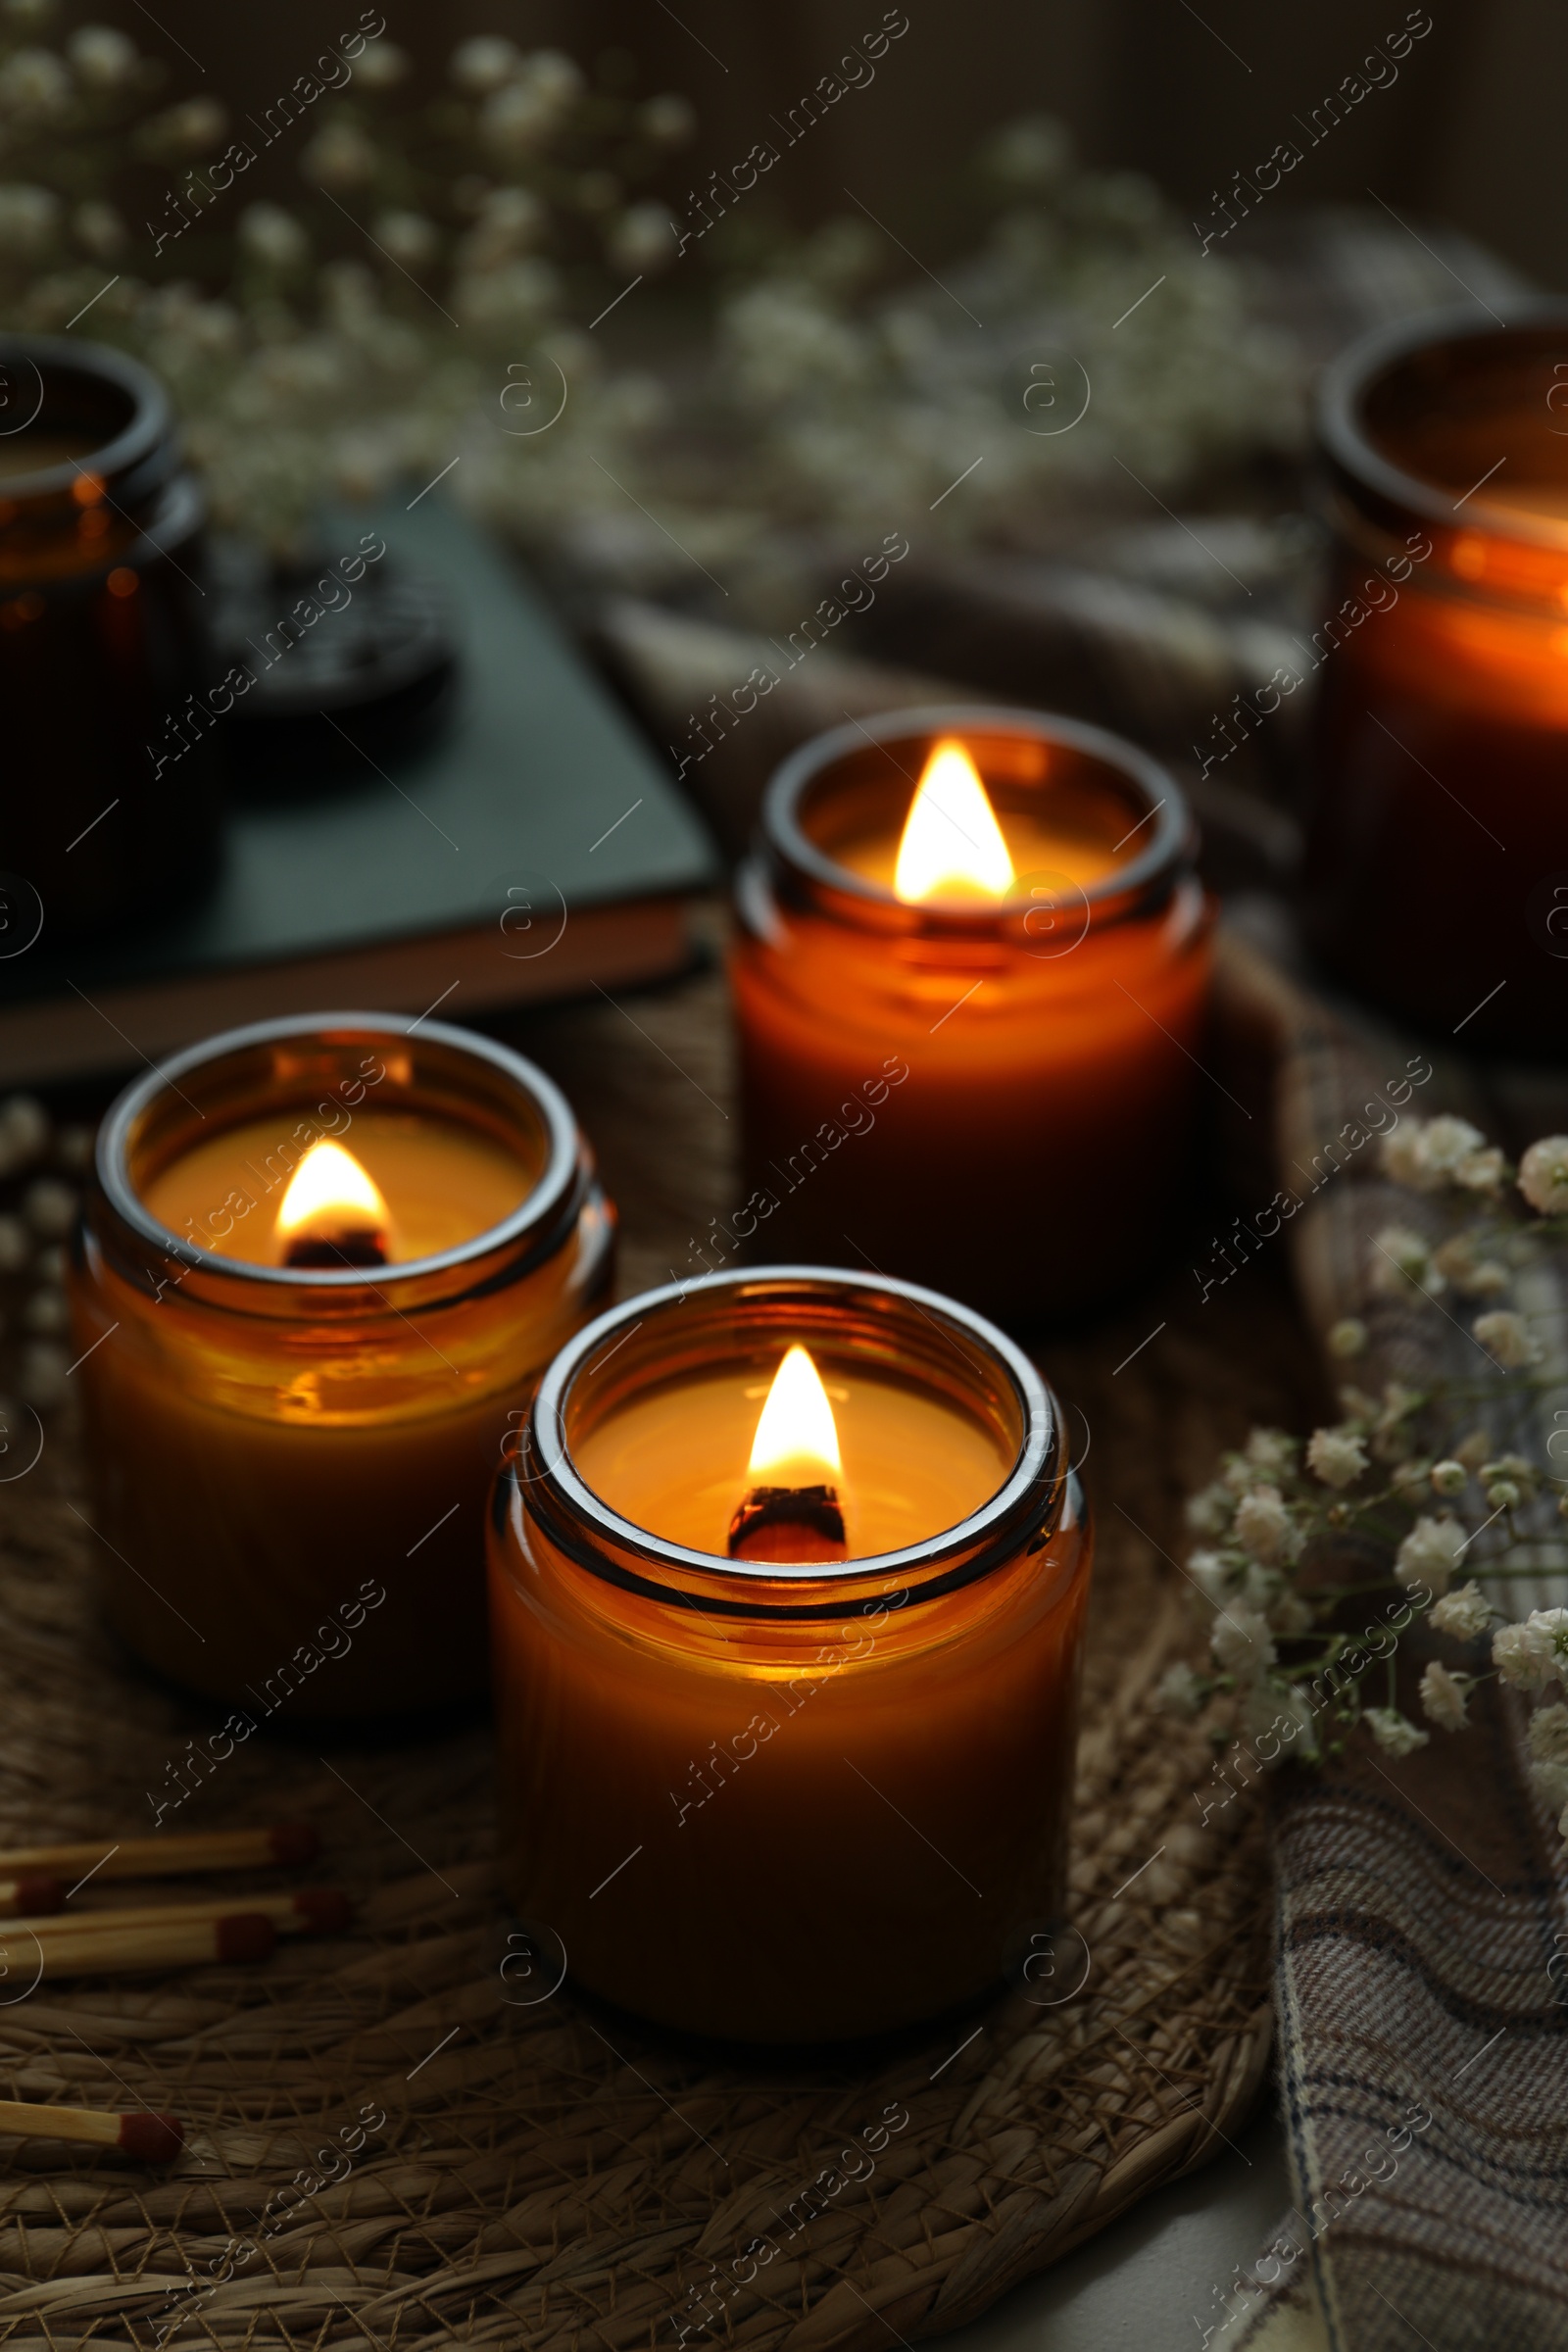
left=727, top=1484, right=848, bottom=1563
left=0, top=2099, right=182, bottom=2163
left=281, top=1227, right=388, bottom=1268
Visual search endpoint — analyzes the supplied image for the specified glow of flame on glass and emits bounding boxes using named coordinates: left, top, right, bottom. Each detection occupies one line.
left=893, top=738, right=1015, bottom=905
left=748, top=1344, right=842, bottom=1481
left=275, top=1140, right=390, bottom=1248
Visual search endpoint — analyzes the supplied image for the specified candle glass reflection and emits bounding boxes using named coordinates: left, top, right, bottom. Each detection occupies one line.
left=489, top=1265, right=1091, bottom=2044
left=730, top=709, right=1211, bottom=1327
left=70, top=1013, right=613, bottom=1720
left=1306, top=306, right=1568, bottom=1047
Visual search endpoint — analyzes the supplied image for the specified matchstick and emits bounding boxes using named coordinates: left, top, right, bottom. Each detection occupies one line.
left=0, top=2099, right=182, bottom=2162
left=0, top=1913, right=277, bottom=1979
left=0, top=1876, right=64, bottom=1919
left=0, top=1825, right=318, bottom=1884
left=7, top=1890, right=351, bottom=1941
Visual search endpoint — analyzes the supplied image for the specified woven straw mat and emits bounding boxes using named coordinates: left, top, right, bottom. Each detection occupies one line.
left=0, top=944, right=1318, bottom=2350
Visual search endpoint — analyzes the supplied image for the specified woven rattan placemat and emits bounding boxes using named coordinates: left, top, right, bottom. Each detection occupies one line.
left=0, top=947, right=1322, bottom=2350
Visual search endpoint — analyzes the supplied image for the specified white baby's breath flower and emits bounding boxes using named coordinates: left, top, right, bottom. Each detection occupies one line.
left=1233, top=1486, right=1292, bottom=1565
left=18, top=1341, right=68, bottom=1410
left=1391, top=1457, right=1433, bottom=1503
left=1528, top=1705, right=1568, bottom=1816
left=1306, top=1425, right=1369, bottom=1490
left=1414, top=1115, right=1487, bottom=1189
left=1431, top=1581, right=1491, bottom=1641
left=1395, top=1514, right=1466, bottom=1596
left=1483, top=1454, right=1539, bottom=1500
left=610, top=201, right=678, bottom=272
left=1530, top=1702, right=1568, bottom=1764
left=1430, top=1459, right=1468, bottom=1498
left=74, top=198, right=123, bottom=258
left=1185, top=1480, right=1233, bottom=1536
left=1381, top=1123, right=1426, bottom=1186
left=1187, top=1547, right=1235, bottom=1605
left=1418, top=1660, right=1470, bottom=1731
left=67, top=23, right=135, bottom=85
left=1493, top=1609, right=1568, bottom=1692
left=355, top=38, right=408, bottom=88
left=481, top=51, right=582, bottom=155
left=451, top=35, right=520, bottom=92
left=239, top=203, right=308, bottom=270
left=303, top=120, right=379, bottom=189
left=1211, top=1604, right=1276, bottom=1681
left=459, top=185, right=545, bottom=270
left=1371, top=1224, right=1445, bottom=1298
left=373, top=210, right=438, bottom=269
left=1434, top=1236, right=1511, bottom=1296
left=1519, top=1136, right=1568, bottom=1216
left=150, top=94, right=224, bottom=151
left=1473, top=1309, right=1539, bottom=1370
left=0, top=45, right=69, bottom=112
left=1364, top=1707, right=1429, bottom=1756
left=23, top=1178, right=74, bottom=1238
left=1244, top=1428, right=1297, bottom=1478
left=1240, top=1562, right=1279, bottom=1614
left=1328, top=1317, right=1367, bottom=1359
left=985, top=113, right=1073, bottom=191
left=638, top=91, right=695, bottom=145
left=0, top=182, right=59, bottom=253
left=1155, top=1661, right=1204, bottom=1717
left=1455, top=1146, right=1505, bottom=1193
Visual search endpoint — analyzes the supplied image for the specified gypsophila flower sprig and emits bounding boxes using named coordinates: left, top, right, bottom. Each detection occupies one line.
left=1166, top=1121, right=1568, bottom=1836
left=0, top=5, right=698, bottom=553
left=0, top=17, right=1307, bottom=565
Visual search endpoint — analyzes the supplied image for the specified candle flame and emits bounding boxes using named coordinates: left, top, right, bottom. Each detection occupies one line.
left=275, top=1140, right=390, bottom=1250
left=893, top=738, right=1015, bottom=904
left=748, top=1345, right=842, bottom=1480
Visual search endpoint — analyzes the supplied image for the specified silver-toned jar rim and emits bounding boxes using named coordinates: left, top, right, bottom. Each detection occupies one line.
left=509, top=1263, right=1070, bottom=1618
left=95, top=1010, right=587, bottom=1303
left=750, top=704, right=1195, bottom=945
left=1317, top=300, right=1568, bottom=554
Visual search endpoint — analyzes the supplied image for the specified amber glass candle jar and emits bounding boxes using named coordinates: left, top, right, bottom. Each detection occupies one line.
left=0, top=333, right=222, bottom=942
left=489, top=1265, right=1091, bottom=2044
left=730, top=709, right=1211, bottom=1327
left=1305, top=307, right=1568, bottom=1048
left=70, top=1013, right=613, bottom=1721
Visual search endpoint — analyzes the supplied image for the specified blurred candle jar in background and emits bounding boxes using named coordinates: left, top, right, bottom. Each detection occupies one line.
left=488, top=1266, right=1091, bottom=2043
left=69, top=1014, right=613, bottom=1721
left=0, top=335, right=224, bottom=945
left=1306, top=308, right=1568, bottom=1049
left=729, top=710, right=1213, bottom=1327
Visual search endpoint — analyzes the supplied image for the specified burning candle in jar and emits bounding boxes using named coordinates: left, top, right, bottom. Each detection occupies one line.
left=489, top=1266, right=1091, bottom=2043
left=729, top=710, right=1211, bottom=1326
left=1306, top=308, right=1568, bottom=1047
left=69, top=1014, right=613, bottom=1722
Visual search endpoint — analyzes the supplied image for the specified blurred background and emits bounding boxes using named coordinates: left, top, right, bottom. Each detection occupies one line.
left=166, top=0, right=1562, bottom=280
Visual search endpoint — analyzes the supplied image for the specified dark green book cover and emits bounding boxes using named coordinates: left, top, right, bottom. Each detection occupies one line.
left=0, top=501, right=716, bottom=1082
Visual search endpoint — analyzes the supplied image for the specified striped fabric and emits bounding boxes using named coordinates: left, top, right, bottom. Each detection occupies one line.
left=1211, top=941, right=1568, bottom=2352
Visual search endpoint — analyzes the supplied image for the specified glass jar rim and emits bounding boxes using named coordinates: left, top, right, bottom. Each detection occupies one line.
left=517, top=1263, right=1062, bottom=1612
left=1318, top=300, right=1568, bottom=552
left=756, top=704, right=1193, bottom=937
left=0, top=332, right=172, bottom=502
left=96, top=1009, right=584, bottom=1294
